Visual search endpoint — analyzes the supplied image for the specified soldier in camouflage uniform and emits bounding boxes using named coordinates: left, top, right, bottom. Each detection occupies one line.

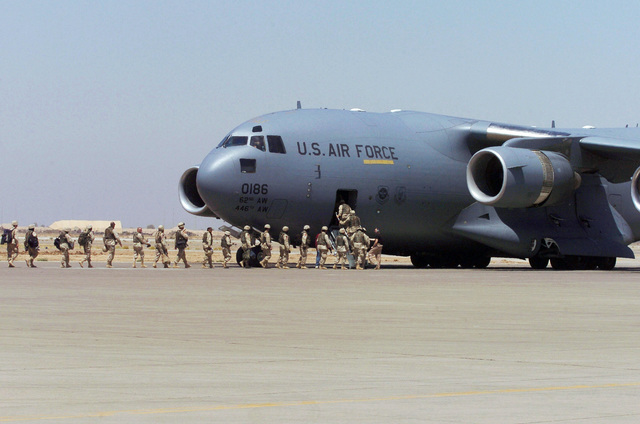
left=333, top=227, right=350, bottom=270
left=259, top=224, right=272, bottom=268
left=277, top=226, right=291, bottom=269
left=296, top=225, right=311, bottom=269
left=132, top=227, right=150, bottom=268
left=239, top=225, right=253, bottom=268
left=103, top=222, right=122, bottom=268
left=78, top=225, right=95, bottom=268
left=153, top=225, right=170, bottom=268
left=173, top=222, right=190, bottom=268
left=24, top=224, right=39, bottom=268
left=220, top=231, right=233, bottom=268
left=202, top=227, right=214, bottom=268
left=339, top=209, right=362, bottom=239
left=352, top=227, right=370, bottom=270
left=336, top=200, right=351, bottom=228
left=316, top=226, right=333, bottom=269
left=59, top=229, right=74, bottom=268
left=6, top=221, right=19, bottom=268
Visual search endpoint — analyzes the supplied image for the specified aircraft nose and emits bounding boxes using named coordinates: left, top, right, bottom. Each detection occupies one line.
left=196, top=150, right=237, bottom=215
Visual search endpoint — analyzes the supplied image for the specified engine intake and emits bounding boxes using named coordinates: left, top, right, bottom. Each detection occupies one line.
left=179, top=166, right=218, bottom=217
left=631, top=167, right=640, bottom=213
left=467, top=147, right=578, bottom=208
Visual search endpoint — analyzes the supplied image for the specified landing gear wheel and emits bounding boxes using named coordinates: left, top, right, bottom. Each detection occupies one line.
left=410, top=253, right=429, bottom=269
left=235, top=246, right=263, bottom=267
left=528, top=256, right=549, bottom=269
left=596, top=257, right=616, bottom=270
left=473, top=256, right=491, bottom=269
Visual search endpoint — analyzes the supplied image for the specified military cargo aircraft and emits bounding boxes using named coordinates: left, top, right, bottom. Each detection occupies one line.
left=179, top=107, right=640, bottom=270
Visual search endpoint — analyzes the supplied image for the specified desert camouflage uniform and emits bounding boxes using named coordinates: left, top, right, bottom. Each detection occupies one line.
left=24, top=226, right=39, bottom=267
left=6, top=223, right=18, bottom=267
left=221, top=232, right=233, bottom=268
left=260, top=227, right=272, bottom=268
left=59, top=231, right=74, bottom=268
left=173, top=225, right=190, bottom=268
left=316, top=228, right=332, bottom=269
left=132, top=231, right=149, bottom=268
left=103, top=225, right=122, bottom=268
left=78, top=228, right=95, bottom=268
left=202, top=230, right=214, bottom=268
left=333, top=230, right=350, bottom=270
left=277, top=229, right=290, bottom=269
left=352, top=228, right=370, bottom=270
left=296, top=228, right=310, bottom=269
left=153, top=228, right=170, bottom=268
left=240, top=228, right=253, bottom=268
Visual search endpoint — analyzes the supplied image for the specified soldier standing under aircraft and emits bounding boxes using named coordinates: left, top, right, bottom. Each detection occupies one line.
left=220, top=230, right=234, bottom=268
left=333, top=228, right=350, bottom=270
left=132, top=227, right=150, bottom=268
left=5, top=221, right=19, bottom=268
left=367, top=228, right=383, bottom=270
left=103, top=222, right=122, bottom=268
left=260, top=224, right=272, bottom=268
left=24, top=224, right=39, bottom=268
left=296, top=225, right=311, bottom=269
left=339, top=210, right=362, bottom=239
left=277, top=226, right=291, bottom=269
left=153, top=225, right=170, bottom=268
left=352, top=227, right=370, bottom=270
left=78, top=225, right=95, bottom=268
left=202, top=227, right=214, bottom=268
left=316, top=226, right=333, bottom=269
left=240, top=225, right=253, bottom=268
left=173, top=222, right=190, bottom=268
left=59, top=229, right=74, bottom=268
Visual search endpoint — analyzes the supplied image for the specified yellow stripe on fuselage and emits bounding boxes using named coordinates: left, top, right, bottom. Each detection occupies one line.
left=363, top=159, right=394, bottom=165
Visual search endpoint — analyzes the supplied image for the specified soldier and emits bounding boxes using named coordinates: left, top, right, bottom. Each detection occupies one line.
left=103, top=222, right=122, bottom=268
left=333, top=227, right=350, bottom=270
left=336, top=200, right=352, bottom=227
left=259, top=224, right=272, bottom=268
left=367, top=228, right=383, bottom=270
left=202, top=227, right=214, bottom=268
left=316, top=226, right=333, bottom=269
left=78, top=225, right=95, bottom=268
left=153, top=225, right=170, bottom=268
left=339, top=209, right=362, bottom=239
left=352, top=227, right=370, bottom=270
left=24, top=224, right=39, bottom=268
left=5, top=221, right=19, bottom=268
left=239, top=225, right=253, bottom=268
left=296, top=225, right=311, bottom=269
left=173, top=222, right=190, bottom=268
left=277, top=226, right=291, bottom=269
left=59, top=229, right=74, bottom=268
left=132, top=227, right=151, bottom=268
left=220, top=230, right=234, bottom=268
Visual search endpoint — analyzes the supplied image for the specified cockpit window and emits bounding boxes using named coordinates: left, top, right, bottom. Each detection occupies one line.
left=267, top=135, right=286, bottom=154
left=222, top=136, right=248, bottom=148
left=250, top=135, right=266, bottom=152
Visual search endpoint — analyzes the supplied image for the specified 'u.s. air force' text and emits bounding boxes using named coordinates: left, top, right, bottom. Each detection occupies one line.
left=296, top=142, right=398, bottom=160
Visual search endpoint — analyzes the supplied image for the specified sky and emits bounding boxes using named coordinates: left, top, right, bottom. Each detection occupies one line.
left=3, top=0, right=640, bottom=229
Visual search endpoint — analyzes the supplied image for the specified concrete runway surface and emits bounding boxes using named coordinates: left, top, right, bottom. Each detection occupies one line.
left=1, top=263, right=640, bottom=423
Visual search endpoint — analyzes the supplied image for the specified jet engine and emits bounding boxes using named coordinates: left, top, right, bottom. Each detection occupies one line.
left=179, top=166, right=218, bottom=217
left=466, top=147, right=579, bottom=208
left=631, top=167, right=640, bottom=213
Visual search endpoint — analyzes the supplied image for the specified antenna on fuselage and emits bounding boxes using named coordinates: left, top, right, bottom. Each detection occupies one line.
left=297, top=101, right=302, bottom=109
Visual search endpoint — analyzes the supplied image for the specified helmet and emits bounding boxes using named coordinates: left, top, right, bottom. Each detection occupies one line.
left=264, top=224, right=271, bottom=229
left=11, top=220, right=17, bottom=226
left=87, top=225, right=92, bottom=230
left=28, top=224, right=35, bottom=230
left=282, top=226, right=289, bottom=232
left=244, top=225, right=251, bottom=231
left=339, top=228, right=346, bottom=234
left=321, top=226, right=328, bottom=231
left=350, top=210, right=356, bottom=215
left=224, top=231, right=231, bottom=236
left=158, top=225, right=164, bottom=230
left=303, top=225, right=310, bottom=230
left=178, top=222, right=185, bottom=227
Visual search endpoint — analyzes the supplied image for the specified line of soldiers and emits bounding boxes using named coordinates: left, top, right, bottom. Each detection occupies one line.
left=4, top=210, right=383, bottom=269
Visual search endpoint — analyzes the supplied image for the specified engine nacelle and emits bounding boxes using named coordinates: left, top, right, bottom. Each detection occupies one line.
left=179, top=166, right=218, bottom=217
left=467, top=147, right=579, bottom=208
left=631, top=167, right=640, bottom=213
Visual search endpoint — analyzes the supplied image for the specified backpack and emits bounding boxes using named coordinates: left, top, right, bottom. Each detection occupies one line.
left=54, top=236, right=61, bottom=250
left=27, top=233, right=39, bottom=248
left=2, top=228, right=12, bottom=245
left=78, top=232, right=88, bottom=247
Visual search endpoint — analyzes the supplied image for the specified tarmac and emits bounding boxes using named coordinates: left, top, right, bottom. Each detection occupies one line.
left=1, top=262, right=640, bottom=423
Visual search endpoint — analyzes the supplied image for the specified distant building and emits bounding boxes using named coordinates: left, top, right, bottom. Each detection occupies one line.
left=49, top=220, right=122, bottom=231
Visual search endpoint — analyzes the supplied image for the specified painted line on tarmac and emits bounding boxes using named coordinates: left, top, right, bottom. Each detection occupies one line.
left=1, top=382, right=639, bottom=422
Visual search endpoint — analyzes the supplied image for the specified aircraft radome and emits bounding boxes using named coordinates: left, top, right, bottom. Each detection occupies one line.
left=179, top=107, right=640, bottom=270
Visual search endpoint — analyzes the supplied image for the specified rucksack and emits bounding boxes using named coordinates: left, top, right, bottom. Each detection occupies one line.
left=78, top=232, right=88, bottom=247
left=54, top=236, right=61, bottom=250
left=2, top=229, right=12, bottom=245
left=27, top=234, right=39, bottom=248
